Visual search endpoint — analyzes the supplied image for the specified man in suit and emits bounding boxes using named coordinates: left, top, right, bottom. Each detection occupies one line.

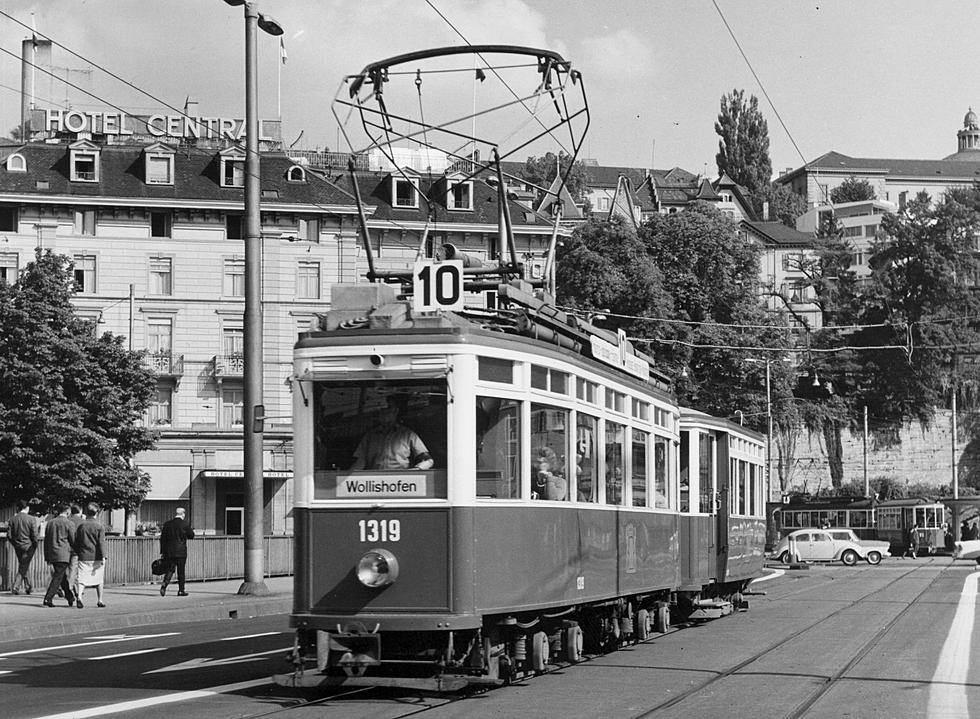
left=42, top=504, right=76, bottom=607
left=159, top=507, right=195, bottom=596
left=9, top=500, right=38, bottom=595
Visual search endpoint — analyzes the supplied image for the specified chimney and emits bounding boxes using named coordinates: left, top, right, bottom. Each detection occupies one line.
left=762, top=201, right=770, bottom=221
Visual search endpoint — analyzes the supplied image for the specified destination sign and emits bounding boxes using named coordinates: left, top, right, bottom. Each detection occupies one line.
left=334, top=473, right=428, bottom=498
left=590, top=335, right=650, bottom=381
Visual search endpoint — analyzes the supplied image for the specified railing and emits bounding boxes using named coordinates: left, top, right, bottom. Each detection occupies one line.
left=0, top=535, right=293, bottom=591
left=213, top=353, right=245, bottom=377
left=145, top=351, right=185, bottom=376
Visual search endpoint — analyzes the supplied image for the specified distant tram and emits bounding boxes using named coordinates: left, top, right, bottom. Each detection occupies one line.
left=768, top=495, right=949, bottom=555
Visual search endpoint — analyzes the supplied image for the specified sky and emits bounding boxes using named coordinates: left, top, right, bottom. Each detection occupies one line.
left=1, top=0, right=980, bottom=177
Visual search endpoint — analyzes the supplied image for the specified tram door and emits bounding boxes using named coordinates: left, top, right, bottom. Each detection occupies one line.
left=715, top=432, right=731, bottom=581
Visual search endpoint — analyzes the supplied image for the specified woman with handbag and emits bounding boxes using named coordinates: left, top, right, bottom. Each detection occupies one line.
left=73, top=503, right=107, bottom=608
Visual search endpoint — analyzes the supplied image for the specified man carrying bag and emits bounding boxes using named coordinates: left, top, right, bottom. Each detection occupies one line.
left=159, top=507, right=195, bottom=596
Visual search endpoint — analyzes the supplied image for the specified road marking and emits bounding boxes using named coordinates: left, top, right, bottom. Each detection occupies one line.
left=750, top=568, right=784, bottom=584
left=30, top=678, right=271, bottom=719
left=927, top=570, right=978, bottom=719
left=89, top=647, right=168, bottom=660
left=0, top=633, right=180, bottom=658
left=143, top=646, right=289, bottom=674
left=219, top=631, right=284, bottom=641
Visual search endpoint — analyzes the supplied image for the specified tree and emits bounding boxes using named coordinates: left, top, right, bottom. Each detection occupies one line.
left=4, top=122, right=30, bottom=143
left=0, top=250, right=157, bottom=509
left=639, top=202, right=787, bottom=423
left=758, top=182, right=807, bottom=227
left=852, top=188, right=980, bottom=435
left=518, top=151, right=590, bottom=206
left=715, top=89, right=772, bottom=213
left=555, top=216, right=672, bottom=340
left=830, top=176, right=876, bottom=204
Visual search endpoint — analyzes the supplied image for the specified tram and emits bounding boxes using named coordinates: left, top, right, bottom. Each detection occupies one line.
left=767, top=495, right=949, bottom=555
left=274, top=280, right=767, bottom=691
left=874, top=497, right=948, bottom=555
left=767, top=495, right=876, bottom=548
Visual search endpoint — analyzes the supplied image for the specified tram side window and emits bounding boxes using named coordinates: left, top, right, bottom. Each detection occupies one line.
left=530, top=403, right=569, bottom=501
left=654, top=435, right=669, bottom=508
left=737, top=460, right=747, bottom=515
left=476, top=396, right=522, bottom=499
left=632, top=430, right=648, bottom=507
left=606, top=421, right=625, bottom=505
left=679, top=431, right=690, bottom=512
left=576, top=414, right=598, bottom=502
left=698, top=433, right=713, bottom=513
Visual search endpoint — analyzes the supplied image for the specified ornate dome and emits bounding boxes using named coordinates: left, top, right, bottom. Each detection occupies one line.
left=965, top=107, right=978, bottom=129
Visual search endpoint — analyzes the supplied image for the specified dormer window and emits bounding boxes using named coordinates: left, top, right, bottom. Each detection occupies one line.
left=144, top=143, right=175, bottom=185
left=447, top=179, right=473, bottom=211
left=5, top=153, right=26, bottom=172
left=392, top=176, right=419, bottom=208
left=69, top=140, right=101, bottom=182
left=219, top=147, right=246, bottom=188
left=286, top=165, right=306, bottom=182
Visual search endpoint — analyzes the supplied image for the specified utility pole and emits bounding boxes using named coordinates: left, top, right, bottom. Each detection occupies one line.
left=224, top=0, right=283, bottom=596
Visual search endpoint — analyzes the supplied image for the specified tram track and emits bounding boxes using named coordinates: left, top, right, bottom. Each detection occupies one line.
left=628, top=562, right=935, bottom=719
left=204, top=563, right=945, bottom=719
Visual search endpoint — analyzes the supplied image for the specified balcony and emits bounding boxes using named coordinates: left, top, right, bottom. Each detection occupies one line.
left=213, top=353, right=245, bottom=378
left=144, top=351, right=184, bottom=377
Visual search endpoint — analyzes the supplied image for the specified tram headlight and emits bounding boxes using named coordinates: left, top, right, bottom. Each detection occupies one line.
left=357, top=548, right=399, bottom=588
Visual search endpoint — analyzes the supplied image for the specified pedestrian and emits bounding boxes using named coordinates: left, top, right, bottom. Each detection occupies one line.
left=9, top=499, right=39, bottom=595
left=67, top=503, right=84, bottom=597
left=159, top=507, right=195, bottom=597
left=42, top=504, right=76, bottom=607
left=72, top=503, right=107, bottom=609
left=903, top=522, right=920, bottom=559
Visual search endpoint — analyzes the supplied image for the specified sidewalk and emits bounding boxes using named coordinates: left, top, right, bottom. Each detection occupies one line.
left=0, top=576, right=293, bottom=642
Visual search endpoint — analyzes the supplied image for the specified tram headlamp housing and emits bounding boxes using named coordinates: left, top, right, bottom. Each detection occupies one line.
left=357, top=548, right=399, bottom=588
left=369, top=354, right=384, bottom=366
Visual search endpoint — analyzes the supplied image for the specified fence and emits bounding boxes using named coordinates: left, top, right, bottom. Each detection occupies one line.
left=0, top=536, right=293, bottom=592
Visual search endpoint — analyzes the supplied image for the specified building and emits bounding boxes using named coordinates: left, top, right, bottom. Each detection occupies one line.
left=777, top=109, right=980, bottom=209
left=0, top=112, right=561, bottom=535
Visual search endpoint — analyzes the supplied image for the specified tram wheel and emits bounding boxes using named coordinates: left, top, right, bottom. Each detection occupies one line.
left=866, top=550, right=882, bottom=565
left=530, top=631, right=549, bottom=672
left=841, top=549, right=859, bottom=566
left=564, top=625, right=583, bottom=662
left=635, top=609, right=650, bottom=641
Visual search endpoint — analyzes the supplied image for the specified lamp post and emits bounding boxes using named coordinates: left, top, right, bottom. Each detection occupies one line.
left=224, top=0, right=282, bottom=596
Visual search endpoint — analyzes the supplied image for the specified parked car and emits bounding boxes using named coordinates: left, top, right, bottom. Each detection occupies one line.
left=770, top=528, right=892, bottom=566
left=953, top=540, right=980, bottom=563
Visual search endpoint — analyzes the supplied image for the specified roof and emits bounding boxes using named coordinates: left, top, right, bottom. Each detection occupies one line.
left=779, top=150, right=980, bottom=183
left=741, top=220, right=813, bottom=246
left=0, top=141, right=356, bottom=210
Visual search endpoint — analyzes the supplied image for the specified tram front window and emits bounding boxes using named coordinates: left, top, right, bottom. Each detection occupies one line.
left=314, top=381, right=446, bottom=486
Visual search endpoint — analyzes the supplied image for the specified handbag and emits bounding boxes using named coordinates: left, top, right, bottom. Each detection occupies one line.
left=151, top=557, right=167, bottom=575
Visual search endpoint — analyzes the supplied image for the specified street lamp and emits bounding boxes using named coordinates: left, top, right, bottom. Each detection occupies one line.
left=223, top=0, right=282, bottom=597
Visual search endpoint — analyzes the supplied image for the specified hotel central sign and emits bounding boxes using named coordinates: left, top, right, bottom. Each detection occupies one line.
left=44, top=109, right=278, bottom=142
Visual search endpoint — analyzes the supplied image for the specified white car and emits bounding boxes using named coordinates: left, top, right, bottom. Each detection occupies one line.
left=771, top=528, right=891, bottom=566
left=953, top=540, right=980, bottom=562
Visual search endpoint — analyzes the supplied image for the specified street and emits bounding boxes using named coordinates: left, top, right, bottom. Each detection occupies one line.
left=2, top=558, right=979, bottom=719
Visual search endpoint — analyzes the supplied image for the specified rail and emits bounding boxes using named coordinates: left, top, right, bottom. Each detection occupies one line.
left=0, top=535, right=293, bottom=592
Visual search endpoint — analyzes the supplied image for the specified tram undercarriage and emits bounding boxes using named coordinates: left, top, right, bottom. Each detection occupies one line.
left=273, top=581, right=751, bottom=692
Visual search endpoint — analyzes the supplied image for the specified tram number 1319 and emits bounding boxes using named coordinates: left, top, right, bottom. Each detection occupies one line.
left=413, top=260, right=464, bottom=312
left=359, top=518, right=401, bottom=542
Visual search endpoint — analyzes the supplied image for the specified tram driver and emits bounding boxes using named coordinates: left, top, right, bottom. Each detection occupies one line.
left=350, top=395, right=434, bottom=471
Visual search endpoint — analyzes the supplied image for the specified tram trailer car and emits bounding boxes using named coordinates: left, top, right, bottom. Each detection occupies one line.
left=874, top=497, right=948, bottom=555
left=275, top=283, right=766, bottom=691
